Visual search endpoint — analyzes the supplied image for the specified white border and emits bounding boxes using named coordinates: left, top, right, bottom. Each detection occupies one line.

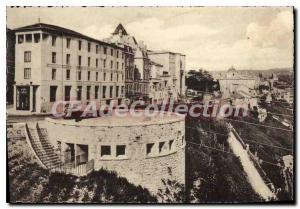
left=1, top=1, right=298, bottom=208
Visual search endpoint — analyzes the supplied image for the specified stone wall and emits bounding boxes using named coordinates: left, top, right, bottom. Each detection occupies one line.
left=45, top=115, right=185, bottom=194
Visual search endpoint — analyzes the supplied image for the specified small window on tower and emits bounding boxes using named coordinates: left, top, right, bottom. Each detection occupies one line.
left=101, top=146, right=111, bottom=157
left=116, top=145, right=126, bottom=157
left=146, top=143, right=154, bottom=156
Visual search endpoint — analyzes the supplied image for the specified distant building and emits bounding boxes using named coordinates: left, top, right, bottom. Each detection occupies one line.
left=13, top=23, right=125, bottom=113
left=106, top=24, right=186, bottom=102
left=148, top=51, right=186, bottom=100
left=272, top=86, right=293, bottom=104
left=218, top=66, right=257, bottom=98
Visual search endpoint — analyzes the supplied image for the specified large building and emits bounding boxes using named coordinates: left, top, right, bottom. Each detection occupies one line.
left=106, top=24, right=186, bottom=102
left=13, top=23, right=125, bottom=113
left=105, top=24, right=150, bottom=100
left=148, top=51, right=186, bottom=99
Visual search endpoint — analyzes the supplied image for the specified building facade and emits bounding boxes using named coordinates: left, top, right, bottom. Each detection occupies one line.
left=106, top=24, right=186, bottom=103
left=148, top=51, right=186, bottom=100
left=13, top=23, right=125, bottom=113
left=105, top=24, right=150, bottom=100
left=218, top=67, right=258, bottom=99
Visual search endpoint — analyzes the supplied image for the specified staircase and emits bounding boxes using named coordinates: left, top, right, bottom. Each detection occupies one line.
left=25, top=123, right=61, bottom=169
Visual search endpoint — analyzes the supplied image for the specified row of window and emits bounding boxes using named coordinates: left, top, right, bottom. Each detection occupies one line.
left=18, top=33, right=124, bottom=58
left=50, top=85, right=124, bottom=102
left=98, top=138, right=184, bottom=159
left=50, top=68, right=123, bottom=82
left=24, top=51, right=123, bottom=70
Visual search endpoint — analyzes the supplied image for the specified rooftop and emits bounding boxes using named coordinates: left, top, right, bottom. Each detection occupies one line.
left=46, top=111, right=185, bottom=127
left=14, top=23, right=122, bottom=48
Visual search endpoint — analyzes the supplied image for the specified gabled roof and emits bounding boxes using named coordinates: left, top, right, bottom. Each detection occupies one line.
left=14, top=23, right=122, bottom=48
left=112, top=23, right=128, bottom=36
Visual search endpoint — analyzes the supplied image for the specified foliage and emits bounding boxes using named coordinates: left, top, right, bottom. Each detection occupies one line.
left=8, top=139, right=156, bottom=203
left=185, top=117, right=262, bottom=203
left=186, top=69, right=219, bottom=92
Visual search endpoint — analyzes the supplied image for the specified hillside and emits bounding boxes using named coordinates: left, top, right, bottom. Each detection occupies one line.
left=7, top=138, right=157, bottom=203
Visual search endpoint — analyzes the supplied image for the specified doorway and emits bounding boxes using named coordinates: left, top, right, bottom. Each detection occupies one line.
left=16, top=86, right=30, bottom=110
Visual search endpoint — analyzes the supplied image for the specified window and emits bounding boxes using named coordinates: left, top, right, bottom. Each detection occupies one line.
left=77, top=86, right=82, bottom=100
left=117, top=62, right=119, bottom=70
left=52, top=69, right=56, bottom=80
left=111, top=73, right=113, bottom=81
left=96, top=72, right=98, bottom=81
left=88, top=42, right=91, bottom=52
left=88, top=71, right=91, bottom=81
left=77, top=71, right=82, bottom=80
left=111, top=48, right=113, bottom=56
left=66, top=54, right=70, bottom=65
left=34, top=34, right=40, bottom=43
left=87, top=86, right=91, bottom=100
left=117, top=74, right=119, bottom=82
left=103, top=59, right=106, bottom=68
left=95, top=86, right=99, bottom=99
left=110, top=60, right=113, bottom=69
left=116, top=86, right=119, bottom=97
left=146, top=143, right=154, bottom=155
left=78, top=40, right=82, bottom=50
left=110, top=86, right=113, bottom=98
left=122, top=52, right=124, bottom=59
left=104, top=73, right=106, bottom=81
left=103, top=47, right=107, bottom=54
left=18, top=35, right=24, bottom=44
left=116, top=145, right=126, bottom=156
left=42, top=33, right=48, bottom=41
left=117, top=50, right=119, bottom=58
left=96, top=45, right=99, bottom=54
left=52, top=52, right=56, bottom=63
left=52, top=35, right=56, bottom=46
left=24, top=68, right=31, bottom=79
left=25, top=34, right=32, bottom=43
left=96, top=59, right=98, bottom=67
left=24, top=51, right=31, bottom=62
left=169, top=140, right=174, bottom=150
left=78, top=56, right=81, bottom=66
left=102, top=86, right=106, bottom=98
left=159, top=142, right=165, bottom=153
left=122, top=63, right=124, bottom=70
left=66, top=69, right=70, bottom=80
left=66, top=38, right=71, bottom=48
left=50, top=86, right=57, bottom=102
left=88, top=57, right=91, bottom=67
left=101, top=146, right=111, bottom=157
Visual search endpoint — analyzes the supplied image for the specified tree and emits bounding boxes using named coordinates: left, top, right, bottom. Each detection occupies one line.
left=186, top=69, right=219, bottom=92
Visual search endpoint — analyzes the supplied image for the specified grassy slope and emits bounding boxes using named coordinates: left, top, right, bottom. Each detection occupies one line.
left=230, top=114, right=293, bottom=201
left=185, top=118, right=262, bottom=203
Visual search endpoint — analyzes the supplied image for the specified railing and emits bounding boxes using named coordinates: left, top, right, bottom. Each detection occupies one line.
left=51, top=159, right=94, bottom=176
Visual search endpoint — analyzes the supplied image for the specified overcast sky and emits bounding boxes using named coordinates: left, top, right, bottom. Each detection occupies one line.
left=7, top=7, right=293, bottom=71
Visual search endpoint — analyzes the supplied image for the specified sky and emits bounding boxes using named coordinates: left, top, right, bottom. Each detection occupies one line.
left=7, top=7, right=294, bottom=71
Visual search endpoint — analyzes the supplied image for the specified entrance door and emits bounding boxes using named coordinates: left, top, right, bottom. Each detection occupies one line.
left=64, top=86, right=71, bottom=101
left=16, top=86, right=30, bottom=110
